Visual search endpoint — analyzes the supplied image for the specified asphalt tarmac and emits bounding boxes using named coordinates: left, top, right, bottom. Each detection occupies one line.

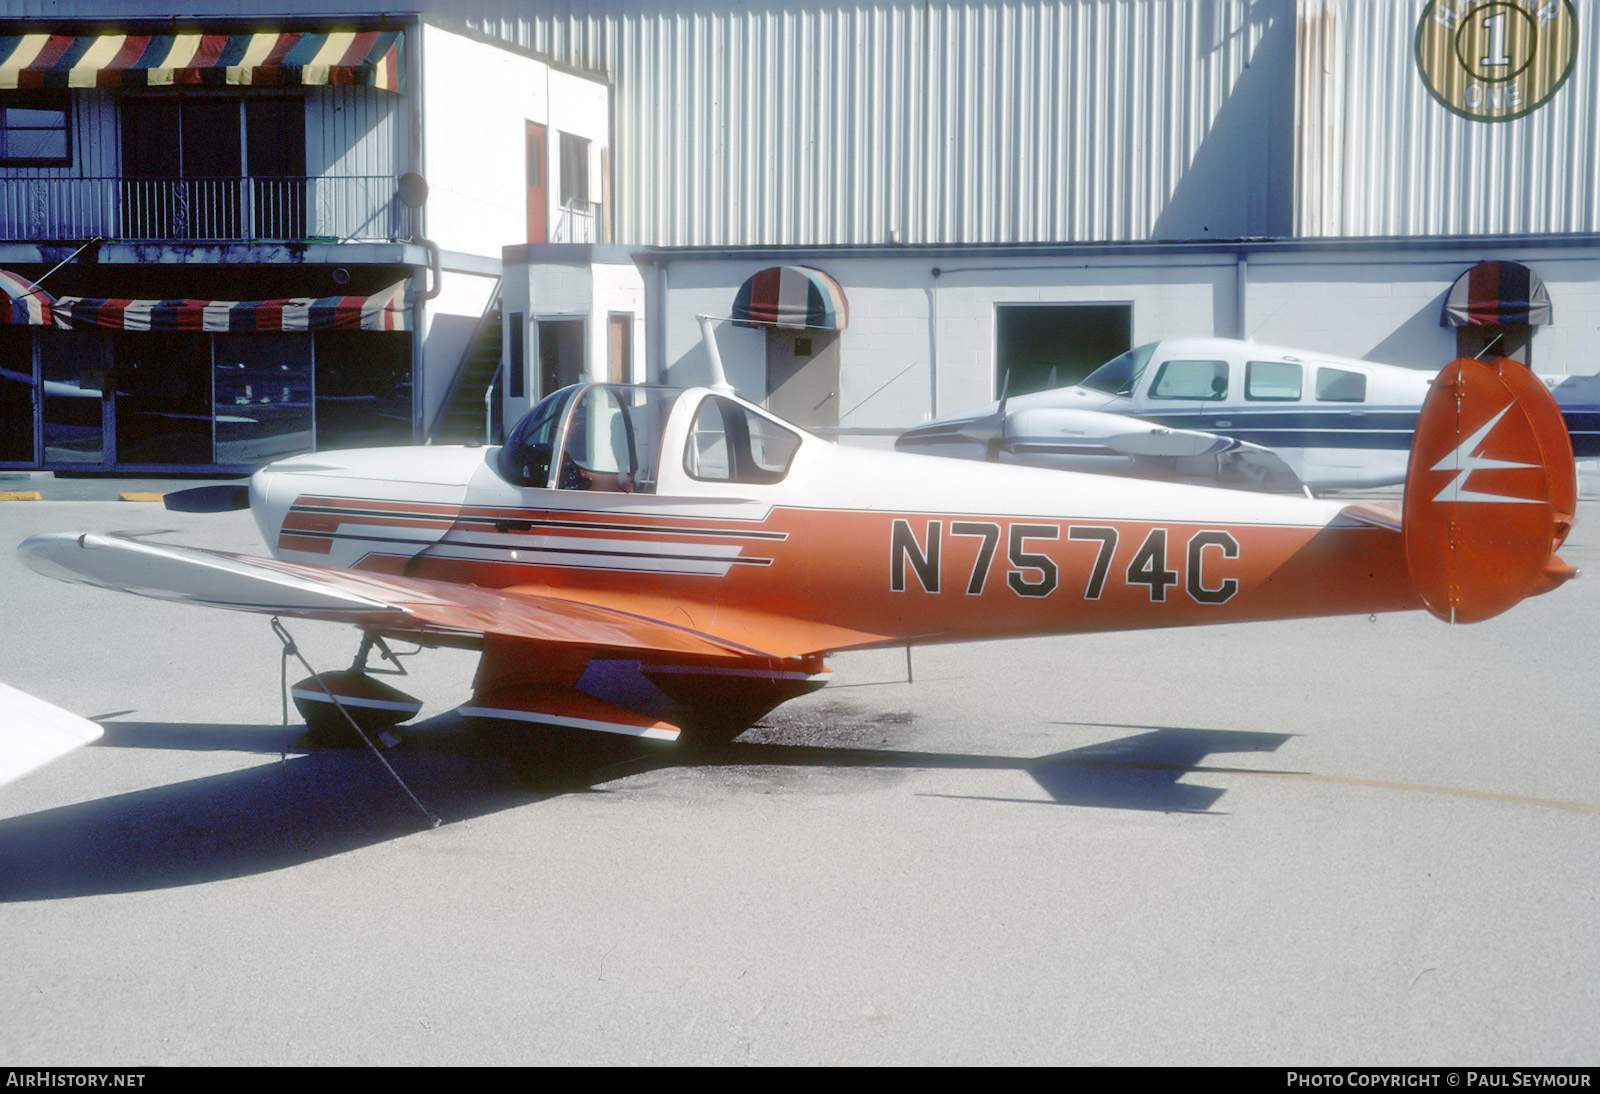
left=1, top=498, right=1597, bottom=1066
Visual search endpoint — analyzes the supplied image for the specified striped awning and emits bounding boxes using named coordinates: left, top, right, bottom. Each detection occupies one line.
left=0, top=30, right=404, bottom=92
left=0, top=269, right=53, bottom=325
left=732, top=266, right=849, bottom=330
left=1442, top=261, right=1552, bottom=327
left=51, top=280, right=409, bottom=333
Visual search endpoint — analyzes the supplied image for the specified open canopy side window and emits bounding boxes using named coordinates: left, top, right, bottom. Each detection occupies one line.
left=684, top=395, right=801, bottom=485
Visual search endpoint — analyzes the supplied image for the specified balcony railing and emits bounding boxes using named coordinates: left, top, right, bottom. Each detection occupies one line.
left=0, top=176, right=412, bottom=243
left=552, top=197, right=602, bottom=243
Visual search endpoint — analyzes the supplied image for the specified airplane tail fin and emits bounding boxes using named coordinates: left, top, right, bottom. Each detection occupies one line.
left=1402, top=357, right=1578, bottom=623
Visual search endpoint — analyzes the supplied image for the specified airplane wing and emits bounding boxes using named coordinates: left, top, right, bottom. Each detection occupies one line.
left=0, top=682, right=104, bottom=787
left=901, top=405, right=1306, bottom=492
left=18, top=531, right=885, bottom=663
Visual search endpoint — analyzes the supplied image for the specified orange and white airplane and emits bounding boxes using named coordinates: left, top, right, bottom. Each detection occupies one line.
left=6, top=354, right=1580, bottom=784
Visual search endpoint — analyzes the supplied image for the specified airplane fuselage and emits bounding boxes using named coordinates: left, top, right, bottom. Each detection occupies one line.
left=252, top=385, right=1422, bottom=655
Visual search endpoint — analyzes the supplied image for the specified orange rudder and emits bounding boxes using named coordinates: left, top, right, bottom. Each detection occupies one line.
left=1488, top=358, right=1577, bottom=550
left=1402, top=358, right=1577, bottom=624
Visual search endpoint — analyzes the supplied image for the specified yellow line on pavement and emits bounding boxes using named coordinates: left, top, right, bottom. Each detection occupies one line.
left=1175, top=762, right=1600, bottom=815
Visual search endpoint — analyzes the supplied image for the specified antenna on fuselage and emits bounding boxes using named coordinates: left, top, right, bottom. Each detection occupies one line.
left=695, top=314, right=737, bottom=394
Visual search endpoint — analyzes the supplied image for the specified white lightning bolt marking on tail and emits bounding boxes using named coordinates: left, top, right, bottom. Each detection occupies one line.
left=1430, top=405, right=1539, bottom=504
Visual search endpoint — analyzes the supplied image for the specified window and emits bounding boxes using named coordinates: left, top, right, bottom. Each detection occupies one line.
left=499, top=383, right=675, bottom=493
left=1149, top=359, right=1229, bottom=401
left=1315, top=368, right=1367, bottom=403
left=499, top=386, right=578, bottom=488
left=120, top=94, right=305, bottom=240
left=685, top=396, right=801, bottom=484
left=559, top=132, right=590, bottom=205
left=558, top=385, right=638, bottom=492
left=507, top=312, right=525, bottom=399
left=0, top=92, right=70, bottom=165
left=1245, top=361, right=1302, bottom=401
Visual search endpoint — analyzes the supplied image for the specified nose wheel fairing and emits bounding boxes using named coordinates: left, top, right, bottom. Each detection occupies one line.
left=289, top=669, right=423, bottom=747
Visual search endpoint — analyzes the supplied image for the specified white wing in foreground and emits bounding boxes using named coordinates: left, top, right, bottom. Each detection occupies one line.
left=0, top=682, right=104, bottom=787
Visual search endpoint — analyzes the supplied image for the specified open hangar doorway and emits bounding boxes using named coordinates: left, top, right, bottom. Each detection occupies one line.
left=995, top=303, right=1131, bottom=397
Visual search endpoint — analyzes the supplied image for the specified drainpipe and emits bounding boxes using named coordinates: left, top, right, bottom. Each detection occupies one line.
left=1236, top=252, right=1249, bottom=340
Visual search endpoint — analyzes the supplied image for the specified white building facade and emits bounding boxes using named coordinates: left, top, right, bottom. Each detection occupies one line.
left=3, top=0, right=1594, bottom=458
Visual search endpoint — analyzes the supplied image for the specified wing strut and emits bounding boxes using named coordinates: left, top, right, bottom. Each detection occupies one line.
left=270, top=618, right=441, bottom=830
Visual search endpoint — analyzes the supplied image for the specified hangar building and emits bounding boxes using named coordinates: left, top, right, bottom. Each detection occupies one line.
left=1, top=0, right=1595, bottom=467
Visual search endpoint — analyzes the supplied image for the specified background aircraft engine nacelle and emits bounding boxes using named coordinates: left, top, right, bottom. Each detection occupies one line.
left=1003, top=407, right=1233, bottom=458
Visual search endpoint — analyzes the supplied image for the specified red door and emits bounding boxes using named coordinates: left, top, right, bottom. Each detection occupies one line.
left=526, top=122, right=547, bottom=244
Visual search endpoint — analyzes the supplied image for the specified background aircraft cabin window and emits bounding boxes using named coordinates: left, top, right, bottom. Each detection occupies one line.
left=1149, top=359, right=1228, bottom=401
left=1079, top=342, right=1156, bottom=397
left=1245, top=361, right=1303, bottom=401
left=685, top=396, right=800, bottom=484
left=1315, top=368, right=1367, bottom=403
left=0, top=92, right=70, bottom=165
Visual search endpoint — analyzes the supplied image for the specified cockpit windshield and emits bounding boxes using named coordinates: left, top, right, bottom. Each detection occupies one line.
left=1080, top=342, right=1157, bottom=397
left=499, top=384, right=679, bottom=492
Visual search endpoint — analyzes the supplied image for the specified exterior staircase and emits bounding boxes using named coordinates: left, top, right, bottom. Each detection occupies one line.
left=428, top=289, right=503, bottom=446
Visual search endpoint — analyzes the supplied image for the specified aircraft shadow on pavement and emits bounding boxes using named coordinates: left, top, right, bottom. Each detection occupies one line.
left=0, top=717, right=1291, bottom=902
left=705, top=725, right=1294, bottom=814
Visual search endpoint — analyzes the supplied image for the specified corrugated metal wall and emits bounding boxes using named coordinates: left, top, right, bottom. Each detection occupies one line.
left=454, top=0, right=1296, bottom=246
left=10, top=0, right=1596, bottom=243
left=1295, top=0, right=1599, bottom=237
left=306, top=85, right=404, bottom=182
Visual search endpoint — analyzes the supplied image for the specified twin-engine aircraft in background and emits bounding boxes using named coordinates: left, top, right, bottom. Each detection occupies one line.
left=6, top=354, right=1580, bottom=787
left=895, top=338, right=1600, bottom=494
